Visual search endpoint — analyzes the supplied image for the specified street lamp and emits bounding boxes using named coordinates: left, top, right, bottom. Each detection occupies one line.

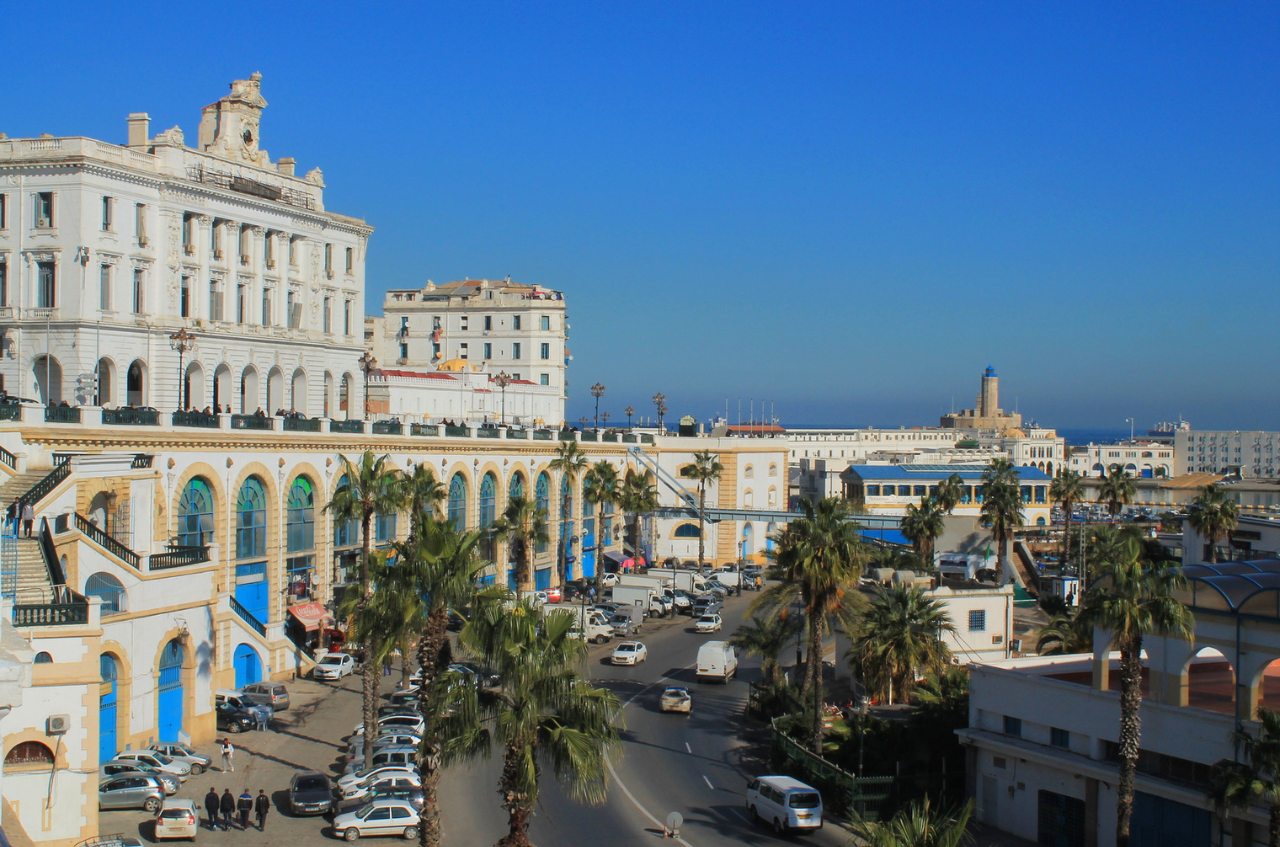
left=495, top=371, right=512, bottom=425
left=579, top=416, right=589, bottom=430
left=601, top=411, right=610, bottom=430
left=653, top=392, right=667, bottom=432
left=1125, top=417, right=1135, bottom=443
left=625, top=406, right=635, bottom=429
left=358, top=351, right=377, bottom=418
left=168, top=327, right=196, bottom=411
left=591, top=382, right=606, bottom=432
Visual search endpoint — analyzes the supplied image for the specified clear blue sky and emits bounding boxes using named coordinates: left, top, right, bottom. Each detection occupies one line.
left=7, top=2, right=1277, bottom=430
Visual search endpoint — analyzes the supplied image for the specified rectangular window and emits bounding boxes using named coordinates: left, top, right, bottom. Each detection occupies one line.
left=36, top=262, right=55, bottom=308
left=540, top=315, right=550, bottom=331
left=236, top=510, right=266, bottom=559
left=432, top=315, right=441, bottom=330
left=513, top=315, right=522, bottom=330
left=180, top=276, right=191, bottom=317
left=432, top=342, right=441, bottom=357
left=1003, top=715, right=1022, bottom=737
left=460, top=315, right=469, bottom=331
left=287, top=290, right=301, bottom=329
left=0, top=193, right=6, bottom=228
left=238, top=227, right=250, bottom=265
left=483, top=342, right=492, bottom=359
left=540, top=343, right=550, bottom=359
left=286, top=555, right=315, bottom=599
left=99, top=265, right=112, bottom=310
left=1035, top=486, right=1046, bottom=504
left=913, top=485, right=926, bottom=497
left=1020, top=485, right=1032, bottom=504
left=262, top=290, right=272, bottom=326
left=345, top=246, right=353, bottom=273
left=375, top=513, right=397, bottom=543
left=968, top=609, right=986, bottom=632
left=484, top=315, right=492, bottom=331
left=132, top=269, right=144, bottom=313
left=135, top=203, right=147, bottom=245
left=264, top=232, right=275, bottom=267
left=236, top=284, right=247, bottom=324
left=540, top=373, right=549, bottom=386
left=209, top=279, right=224, bottom=321
left=512, top=342, right=521, bottom=359
left=334, top=515, right=359, bottom=547
left=324, top=243, right=333, bottom=276
left=866, top=485, right=880, bottom=496
left=1050, top=727, right=1070, bottom=749
left=459, top=343, right=469, bottom=359
left=323, top=297, right=332, bottom=333
left=102, top=196, right=113, bottom=231
left=0, top=260, right=7, bottom=306
left=399, top=342, right=408, bottom=359
left=35, top=192, right=54, bottom=227
left=344, top=300, right=352, bottom=335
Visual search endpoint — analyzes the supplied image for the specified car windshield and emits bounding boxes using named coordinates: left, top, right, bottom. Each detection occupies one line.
left=664, top=689, right=687, bottom=697
left=789, top=792, right=821, bottom=809
left=149, top=753, right=172, bottom=765
left=296, top=776, right=328, bottom=791
left=616, top=645, right=635, bottom=652
left=320, top=656, right=344, bottom=665
left=354, top=803, right=376, bottom=819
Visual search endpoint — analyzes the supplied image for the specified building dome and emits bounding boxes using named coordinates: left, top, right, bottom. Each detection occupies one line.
left=1003, top=426, right=1026, bottom=438
left=437, top=358, right=478, bottom=373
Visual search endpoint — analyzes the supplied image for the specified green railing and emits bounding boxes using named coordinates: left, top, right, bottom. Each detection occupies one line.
left=103, top=408, right=161, bottom=426
left=640, top=434, right=655, bottom=444
left=20, top=460, right=71, bottom=508
left=44, top=406, right=81, bottom=424
left=410, top=423, right=438, bottom=437
left=444, top=425, right=470, bottom=438
left=0, top=404, right=21, bottom=421
left=0, top=446, right=14, bottom=470
left=770, top=717, right=893, bottom=818
left=623, top=434, right=638, bottom=443
left=172, top=410, right=219, bottom=428
left=580, top=431, right=598, bottom=442
left=371, top=421, right=403, bottom=435
left=283, top=417, right=322, bottom=432
left=602, top=433, right=619, bottom=443
left=330, top=419, right=365, bottom=434
left=229, top=595, right=266, bottom=636
left=559, top=431, right=576, bottom=442
left=75, top=513, right=141, bottom=568
left=231, top=414, right=272, bottom=430
left=149, top=546, right=210, bottom=570
left=131, top=454, right=154, bottom=469
left=477, top=428, right=500, bottom=439
left=533, top=430, right=552, bottom=441
left=506, top=429, right=528, bottom=439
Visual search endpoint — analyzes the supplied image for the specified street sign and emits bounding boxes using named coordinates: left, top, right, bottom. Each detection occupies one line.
left=664, top=811, right=682, bottom=838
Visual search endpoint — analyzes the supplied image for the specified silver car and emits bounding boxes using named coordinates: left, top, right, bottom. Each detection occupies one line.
left=98, top=774, right=165, bottom=812
left=100, top=759, right=180, bottom=795
left=148, top=742, right=211, bottom=775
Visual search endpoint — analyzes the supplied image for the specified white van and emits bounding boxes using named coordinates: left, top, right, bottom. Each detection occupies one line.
left=695, top=641, right=738, bottom=684
left=745, top=775, right=823, bottom=834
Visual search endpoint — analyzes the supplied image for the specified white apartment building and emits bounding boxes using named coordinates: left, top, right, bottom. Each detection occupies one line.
left=364, top=366, right=563, bottom=427
left=0, top=73, right=371, bottom=417
left=369, top=279, right=568, bottom=425
left=1067, top=442, right=1176, bottom=479
left=1176, top=430, right=1280, bottom=479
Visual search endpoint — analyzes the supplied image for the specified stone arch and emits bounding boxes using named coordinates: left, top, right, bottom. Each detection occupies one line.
left=290, top=367, right=308, bottom=414
left=1091, top=463, right=1104, bottom=476
left=744, top=488, right=754, bottom=509
left=743, top=464, right=754, bottom=479
left=213, top=364, right=233, bottom=412
left=152, top=631, right=195, bottom=743
left=1046, top=461, right=1053, bottom=476
left=507, top=467, right=528, bottom=503
left=171, top=464, right=227, bottom=550
left=741, top=522, right=755, bottom=560
left=32, top=354, right=63, bottom=404
left=127, top=359, right=148, bottom=406
left=96, top=357, right=117, bottom=406
left=267, top=366, right=285, bottom=413
left=240, top=365, right=259, bottom=414
left=1179, top=646, right=1237, bottom=715
left=184, top=360, right=205, bottom=410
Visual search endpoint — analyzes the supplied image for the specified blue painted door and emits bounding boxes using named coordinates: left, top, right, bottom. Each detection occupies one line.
left=157, top=640, right=184, bottom=742
left=235, top=563, right=268, bottom=625
left=581, top=521, right=596, bottom=579
left=508, top=569, right=519, bottom=591
left=535, top=568, right=551, bottom=590
left=99, top=654, right=118, bottom=763
left=233, top=644, right=261, bottom=689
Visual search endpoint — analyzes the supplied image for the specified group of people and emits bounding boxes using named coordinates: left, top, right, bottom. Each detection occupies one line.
left=203, top=786, right=270, bottom=832
left=5, top=500, right=35, bottom=538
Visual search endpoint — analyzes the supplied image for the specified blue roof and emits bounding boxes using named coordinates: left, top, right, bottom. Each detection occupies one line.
left=844, top=464, right=1051, bottom=482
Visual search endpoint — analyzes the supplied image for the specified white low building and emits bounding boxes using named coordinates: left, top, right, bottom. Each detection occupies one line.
left=365, top=365, right=563, bottom=427
left=1067, top=442, right=1176, bottom=479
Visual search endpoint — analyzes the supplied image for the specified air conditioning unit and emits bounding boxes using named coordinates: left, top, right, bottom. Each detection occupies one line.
left=36, top=217, right=50, bottom=228
left=47, top=715, right=69, bottom=735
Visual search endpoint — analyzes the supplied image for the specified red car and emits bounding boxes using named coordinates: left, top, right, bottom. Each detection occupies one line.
left=542, top=587, right=563, bottom=604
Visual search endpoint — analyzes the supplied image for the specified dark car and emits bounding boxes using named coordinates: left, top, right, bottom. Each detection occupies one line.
left=337, top=785, right=424, bottom=814
left=215, top=701, right=255, bottom=734
left=451, top=662, right=500, bottom=689
left=289, top=771, right=333, bottom=816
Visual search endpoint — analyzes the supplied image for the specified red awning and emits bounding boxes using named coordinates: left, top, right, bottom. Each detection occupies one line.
left=288, top=602, right=333, bottom=632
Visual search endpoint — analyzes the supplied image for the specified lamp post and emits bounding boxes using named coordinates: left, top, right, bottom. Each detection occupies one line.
left=495, top=371, right=512, bottom=425
left=601, top=411, right=610, bottom=430
left=653, top=392, right=667, bottom=432
left=358, top=351, right=377, bottom=418
left=625, top=406, right=634, bottom=429
left=168, top=327, right=196, bottom=411
left=591, top=382, right=606, bottom=432
left=1125, top=417, right=1134, bottom=444
left=579, top=416, right=588, bottom=430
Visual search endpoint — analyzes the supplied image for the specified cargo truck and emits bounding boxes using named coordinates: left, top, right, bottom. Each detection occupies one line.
left=646, top=569, right=712, bottom=595
left=611, top=584, right=668, bottom=618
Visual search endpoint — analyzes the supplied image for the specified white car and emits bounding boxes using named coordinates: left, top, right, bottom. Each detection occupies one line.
left=333, top=798, right=421, bottom=842
left=346, top=733, right=423, bottom=764
left=154, top=798, right=199, bottom=841
left=314, top=652, right=357, bottom=681
left=694, top=614, right=723, bottom=633
left=352, top=714, right=426, bottom=737
left=337, top=765, right=419, bottom=794
left=660, top=687, right=693, bottom=714
left=610, top=641, right=648, bottom=666
left=149, top=742, right=211, bottom=775
left=113, top=750, right=191, bottom=781
left=340, top=771, right=423, bottom=801
left=602, top=573, right=620, bottom=587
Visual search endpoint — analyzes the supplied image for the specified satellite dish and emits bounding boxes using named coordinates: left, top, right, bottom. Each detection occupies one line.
left=665, top=811, right=683, bottom=833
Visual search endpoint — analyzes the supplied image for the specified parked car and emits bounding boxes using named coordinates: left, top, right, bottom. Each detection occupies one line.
left=98, top=774, right=165, bottom=812
left=289, top=771, right=334, bottom=816
left=377, top=703, right=421, bottom=719
left=149, top=742, right=211, bottom=774
left=216, top=701, right=256, bottom=734
left=154, top=799, right=199, bottom=841
left=341, top=773, right=423, bottom=803
left=242, top=681, right=291, bottom=710
left=100, top=760, right=180, bottom=795
left=660, top=687, right=692, bottom=714
left=694, top=614, right=723, bottom=633
left=352, top=714, right=426, bottom=737
left=610, top=641, right=648, bottom=665
left=345, top=733, right=423, bottom=766
left=332, top=798, right=421, bottom=842
left=314, top=651, right=357, bottom=681
left=338, top=765, right=419, bottom=794
left=216, top=690, right=272, bottom=726
left=692, top=596, right=723, bottom=616
left=449, top=662, right=501, bottom=689
left=337, top=786, right=425, bottom=814
left=601, top=573, right=620, bottom=587
left=112, top=750, right=190, bottom=781
left=341, top=746, right=417, bottom=777
left=746, top=775, right=824, bottom=834
left=388, top=688, right=419, bottom=708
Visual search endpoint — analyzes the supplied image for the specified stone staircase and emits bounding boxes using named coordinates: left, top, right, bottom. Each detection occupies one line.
left=0, top=469, right=53, bottom=507
left=10, top=536, right=52, bottom=603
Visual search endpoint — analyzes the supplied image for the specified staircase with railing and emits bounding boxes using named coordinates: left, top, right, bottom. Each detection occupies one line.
left=75, top=513, right=141, bottom=568
left=627, top=446, right=701, bottom=512
left=229, top=594, right=266, bottom=636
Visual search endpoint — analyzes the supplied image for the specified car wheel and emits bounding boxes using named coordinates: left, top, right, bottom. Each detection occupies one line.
left=773, top=818, right=786, bottom=835
left=144, top=797, right=161, bottom=813
left=189, top=763, right=204, bottom=775
left=594, top=635, right=607, bottom=645
left=344, top=827, right=361, bottom=842
left=750, top=805, right=759, bottom=822
left=402, top=827, right=418, bottom=840
left=228, top=721, right=243, bottom=733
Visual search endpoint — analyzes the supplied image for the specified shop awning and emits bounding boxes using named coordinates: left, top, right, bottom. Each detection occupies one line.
left=288, top=602, right=333, bottom=632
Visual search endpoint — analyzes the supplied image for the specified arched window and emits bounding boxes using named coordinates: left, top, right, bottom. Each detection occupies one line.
left=744, top=464, right=754, bottom=479
left=333, top=475, right=359, bottom=548
left=101, top=653, right=117, bottom=681
left=5, top=742, right=54, bottom=766
left=85, top=572, right=127, bottom=614
left=561, top=474, right=573, bottom=522
left=448, top=473, right=467, bottom=531
left=769, top=463, right=778, bottom=477
left=535, top=472, right=551, bottom=554
left=674, top=523, right=701, bottom=538
left=177, top=477, right=214, bottom=547
left=236, top=476, right=267, bottom=559
left=479, top=473, right=497, bottom=528
left=286, top=477, right=316, bottom=552
left=509, top=472, right=525, bottom=502
left=34, top=652, right=52, bottom=664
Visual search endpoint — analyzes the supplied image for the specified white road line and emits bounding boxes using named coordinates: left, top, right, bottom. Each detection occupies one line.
left=685, top=742, right=692, bottom=754
left=703, top=775, right=714, bottom=790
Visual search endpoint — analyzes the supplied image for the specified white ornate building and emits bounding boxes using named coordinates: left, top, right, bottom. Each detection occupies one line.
left=0, top=73, right=371, bottom=416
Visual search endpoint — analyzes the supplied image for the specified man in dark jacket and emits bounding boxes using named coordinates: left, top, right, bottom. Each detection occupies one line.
left=204, top=787, right=220, bottom=830
left=220, top=788, right=236, bottom=829
left=237, top=790, right=253, bottom=829
left=254, top=789, right=270, bottom=831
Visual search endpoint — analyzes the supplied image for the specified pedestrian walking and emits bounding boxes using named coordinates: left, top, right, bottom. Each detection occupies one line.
left=5, top=500, right=18, bottom=536
left=254, top=789, right=270, bottom=831
left=237, top=790, right=253, bottom=829
left=220, top=738, right=234, bottom=772
left=204, top=786, right=220, bottom=830
left=20, top=501, right=34, bottom=538
left=219, top=788, right=235, bottom=830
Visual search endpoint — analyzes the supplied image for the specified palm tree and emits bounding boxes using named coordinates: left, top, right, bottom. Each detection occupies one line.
left=391, top=517, right=485, bottom=847
left=900, top=497, right=946, bottom=567
left=682, top=450, right=724, bottom=571
left=326, top=452, right=408, bottom=599
left=582, top=461, right=620, bottom=596
left=979, top=475, right=1024, bottom=570
left=982, top=457, right=1020, bottom=488
left=404, top=461, right=447, bottom=539
left=751, top=497, right=865, bottom=753
left=935, top=474, right=966, bottom=514
left=492, top=495, right=550, bottom=599
left=728, top=614, right=803, bottom=687
left=1086, top=531, right=1193, bottom=847
left=850, top=796, right=975, bottom=847
left=447, top=598, right=622, bottom=847
left=849, top=583, right=954, bottom=705
left=1049, top=469, right=1086, bottom=568
left=1188, top=484, right=1240, bottom=564
left=548, top=440, right=587, bottom=579
left=1097, top=466, right=1137, bottom=520
left=616, top=473, right=659, bottom=571
left=1210, top=708, right=1280, bottom=847
left=1036, top=610, right=1093, bottom=655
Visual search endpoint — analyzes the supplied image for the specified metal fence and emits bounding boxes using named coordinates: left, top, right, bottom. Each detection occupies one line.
left=770, top=717, right=893, bottom=819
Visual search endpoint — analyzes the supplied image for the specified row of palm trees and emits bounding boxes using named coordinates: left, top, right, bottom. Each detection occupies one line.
left=898, top=459, right=1027, bottom=569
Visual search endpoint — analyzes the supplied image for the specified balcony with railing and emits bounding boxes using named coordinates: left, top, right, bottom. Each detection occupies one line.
left=330, top=419, right=364, bottom=434
left=103, top=407, right=161, bottom=426
left=11, top=586, right=90, bottom=627
left=149, top=545, right=210, bottom=571
left=44, top=406, right=81, bottom=424
left=283, top=416, right=322, bottom=432
left=172, top=410, right=219, bottom=428
left=231, top=414, right=273, bottom=431
left=0, top=404, right=21, bottom=422
left=75, top=513, right=141, bottom=568
left=371, top=421, right=403, bottom=435
left=410, top=423, right=438, bottom=437
left=444, top=425, right=470, bottom=438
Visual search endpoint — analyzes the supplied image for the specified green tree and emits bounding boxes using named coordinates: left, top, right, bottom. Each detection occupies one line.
left=752, top=497, right=865, bottom=753
left=849, top=583, right=954, bottom=705
left=900, top=496, right=946, bottom=567
left=404, top=462, right=447, bottom=539
left=682, top=450, right=724, bottom=570
left=935, top=474, right=966, bottom=515
left=616, top=472, right=659, bottom=570
left=1098, top=466, right=1137, bottom=520
left=979, top=466, right=1024, bottom=568
left=1036, top=610, right=1093, bottom=655
left=1188, top=484, right=1240, bottom=565
left=1049, top=469, right=1086, bottom=568
left=1209, top=708, right=1280, bottom=847
left=1086, top=531, right=1193, bottom=847
left=492, top=495, right=550, bottom=599
left=850, top=796, right=975, bottom=847
left=582, top=461, right=620, bottom=596
left=446, top=598, right=622, bottom=847
left=548, top=441, right=588, bottom=577
left=728, top=614, right=803, bottom=687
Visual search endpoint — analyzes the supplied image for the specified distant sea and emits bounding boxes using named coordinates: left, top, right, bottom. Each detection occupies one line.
left=1056, top=428, right=1134, bottom=447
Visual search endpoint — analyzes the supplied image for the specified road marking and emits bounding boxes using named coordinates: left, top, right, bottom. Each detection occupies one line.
left=702, top=775, right=714, bottom=790
left=685, top=742, right=692, bottom=754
